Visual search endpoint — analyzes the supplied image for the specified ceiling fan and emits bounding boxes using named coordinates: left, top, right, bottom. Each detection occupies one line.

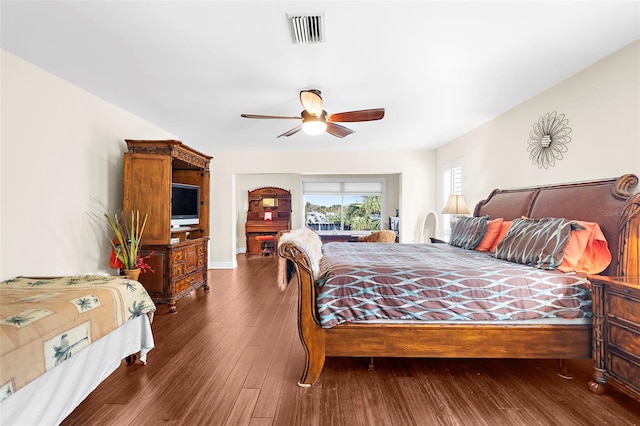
left=241, top=90, right=385, bottom=138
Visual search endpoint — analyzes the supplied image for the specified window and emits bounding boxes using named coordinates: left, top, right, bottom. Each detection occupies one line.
left=442, top=160, right=464, bottom=241
left=302, top=179, right=384, bottom=233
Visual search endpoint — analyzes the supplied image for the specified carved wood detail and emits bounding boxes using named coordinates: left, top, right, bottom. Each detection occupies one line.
left=618, top=190, right=640, bottom=276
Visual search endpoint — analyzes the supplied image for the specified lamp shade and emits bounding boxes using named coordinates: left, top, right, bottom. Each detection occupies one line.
left=441, top=194, right=470, bottom=215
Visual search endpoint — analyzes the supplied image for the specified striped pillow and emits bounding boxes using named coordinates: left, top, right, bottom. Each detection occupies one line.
left=494, top=217, right=573, bottom=270
left=449, top=215, right=488, bottom=250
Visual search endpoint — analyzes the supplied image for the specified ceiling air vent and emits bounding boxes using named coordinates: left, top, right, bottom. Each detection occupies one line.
left=287, top=13, right=325, bottom=44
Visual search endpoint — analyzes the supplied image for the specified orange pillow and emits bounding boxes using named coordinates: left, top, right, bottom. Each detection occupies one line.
left=489, top=220, right=512, bottom=253
left=557, top=221, right=611, bottom=274
left=475, top=218, right=504, bottom=252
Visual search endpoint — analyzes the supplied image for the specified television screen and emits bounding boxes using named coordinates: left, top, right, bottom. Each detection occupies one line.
left=171, top=183, right=200, bottom=228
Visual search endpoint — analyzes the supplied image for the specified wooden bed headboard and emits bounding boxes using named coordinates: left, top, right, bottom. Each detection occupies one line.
left=474, top=174, right=640, bottom=277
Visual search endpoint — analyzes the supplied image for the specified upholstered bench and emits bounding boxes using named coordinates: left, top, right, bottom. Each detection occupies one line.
left=255, top=234, right=276, bottom=256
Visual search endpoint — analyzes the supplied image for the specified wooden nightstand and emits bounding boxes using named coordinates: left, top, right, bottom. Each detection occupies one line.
left=589, top=275, right=640, bottom=400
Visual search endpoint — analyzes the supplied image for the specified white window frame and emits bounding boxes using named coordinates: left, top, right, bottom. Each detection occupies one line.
left=300, top=177, right=386, bottom=235
left=442, top=159, right=464, bottom=241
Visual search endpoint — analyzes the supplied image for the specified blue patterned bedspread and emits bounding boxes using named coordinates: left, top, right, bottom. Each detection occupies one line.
left=316, top=243, right=592, bottom=328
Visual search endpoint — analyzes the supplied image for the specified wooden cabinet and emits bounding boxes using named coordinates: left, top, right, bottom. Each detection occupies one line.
left=589, top=275, right=640, bottom=400
left=123, top=140, right=212, bottom=313
left=139, top=239, right=208, bottom=313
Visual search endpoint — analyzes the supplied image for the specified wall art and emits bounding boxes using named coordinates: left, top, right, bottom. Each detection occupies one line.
left=527, top=111, right=572, bottom=169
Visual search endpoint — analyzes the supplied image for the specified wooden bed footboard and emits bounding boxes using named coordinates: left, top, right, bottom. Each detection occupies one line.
left=278, top=174, right=639, bottom=387
left=277, top=241, right=326, bottom=386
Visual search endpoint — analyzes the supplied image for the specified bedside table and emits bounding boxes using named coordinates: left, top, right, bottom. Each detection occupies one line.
left=588, top=275, right=640, bottom=400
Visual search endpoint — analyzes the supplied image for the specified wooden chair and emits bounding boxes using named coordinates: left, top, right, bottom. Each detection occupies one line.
left=357, top=230, right=397, bottom=243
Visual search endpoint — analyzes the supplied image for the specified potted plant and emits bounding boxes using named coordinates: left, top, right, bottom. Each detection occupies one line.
left=104, top=210, right=149, bottom=280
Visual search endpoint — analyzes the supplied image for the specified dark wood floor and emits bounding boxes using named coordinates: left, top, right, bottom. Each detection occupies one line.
left=63, top=254, right=640, bottom=425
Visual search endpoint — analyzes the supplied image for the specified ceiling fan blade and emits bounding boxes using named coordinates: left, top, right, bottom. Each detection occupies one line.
left=327, top=108, right=385, bottom=123
left=277, top=125, right=303, bottom=138
left=325, top=122, right=354, bottom=138
left=300, top=90, right=323, bottom=117
left=241, top=114, right=301, bottom=120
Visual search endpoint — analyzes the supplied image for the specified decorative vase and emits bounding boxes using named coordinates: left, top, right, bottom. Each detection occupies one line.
left=123, top=268, right=141, bottom=281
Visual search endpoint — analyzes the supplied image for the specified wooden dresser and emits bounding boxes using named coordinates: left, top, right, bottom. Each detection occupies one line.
left=589, top=275, right=640, bottom=400
left=139, top=238, right=208, bottom=313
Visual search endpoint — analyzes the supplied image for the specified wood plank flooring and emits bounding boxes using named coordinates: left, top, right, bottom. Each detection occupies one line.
left=63, top=254, right=640, bottom=425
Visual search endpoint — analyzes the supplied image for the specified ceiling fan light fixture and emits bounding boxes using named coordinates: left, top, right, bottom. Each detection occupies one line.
left=302, top=120, right=327, bottom=135
left=241, top=90, right=383, bottom=138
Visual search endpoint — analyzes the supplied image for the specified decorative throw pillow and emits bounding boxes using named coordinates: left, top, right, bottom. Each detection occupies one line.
left=557, top=220, right=611, bottom=274
left=448, top=215, right=488, bottom=250
left=494, top=217, right=573, bottom=269
left=489, top=220, right=512, bottom=253
left=475, top=218, right=504, bottom=252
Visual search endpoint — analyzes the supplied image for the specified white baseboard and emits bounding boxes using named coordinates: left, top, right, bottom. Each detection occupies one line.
left=208, top=260, right=237, bottom=269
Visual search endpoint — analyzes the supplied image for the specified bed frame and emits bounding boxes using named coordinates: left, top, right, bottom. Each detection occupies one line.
left=278, top=174, right=640, bottom=387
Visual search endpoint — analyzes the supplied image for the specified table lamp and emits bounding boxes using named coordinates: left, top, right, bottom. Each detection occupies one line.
left=442, top=194, right=470, bottom=228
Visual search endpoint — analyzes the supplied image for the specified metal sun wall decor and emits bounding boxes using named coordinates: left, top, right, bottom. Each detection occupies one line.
left=527, top=111, right=572, bottom=169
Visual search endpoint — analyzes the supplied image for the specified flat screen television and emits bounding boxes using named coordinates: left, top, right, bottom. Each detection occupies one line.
left=171, top=183, right=200, bottom=228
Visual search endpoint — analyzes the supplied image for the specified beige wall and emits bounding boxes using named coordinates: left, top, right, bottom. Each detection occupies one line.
left=436, top=40, right=640, bottom=215
left=211, top=151, right=435, bottom=268
left=0, top=50, right=176, bottom=280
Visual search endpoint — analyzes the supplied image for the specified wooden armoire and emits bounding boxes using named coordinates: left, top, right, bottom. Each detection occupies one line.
left=123, top=139, right=212, bottom=313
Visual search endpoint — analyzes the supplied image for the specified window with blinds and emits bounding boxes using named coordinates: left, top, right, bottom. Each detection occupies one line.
left=442, top=160, right=464, bottom=240
left=302, top=179, right=384, bottom=233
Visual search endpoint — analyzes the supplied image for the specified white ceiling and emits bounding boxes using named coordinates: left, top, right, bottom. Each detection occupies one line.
left=2, top=1, right=639, bottom=153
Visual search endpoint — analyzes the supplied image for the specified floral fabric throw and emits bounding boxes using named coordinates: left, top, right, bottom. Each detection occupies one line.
left=0, top=275, right=156, bottom=401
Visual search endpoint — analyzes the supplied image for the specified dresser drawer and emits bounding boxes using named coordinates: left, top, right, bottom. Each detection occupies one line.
left=173, top=263, right=184, bottom=277
left=608, top=352, right=640, bottom=392
left=174, top=271, right=205, bottom=295
left=172, top=249, right=184, bottom=264
left=607, top=287, right=640, bottom=325
left=608, top=321, right=640, bottom=355
left=196, top=242, right=207, bottom=268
